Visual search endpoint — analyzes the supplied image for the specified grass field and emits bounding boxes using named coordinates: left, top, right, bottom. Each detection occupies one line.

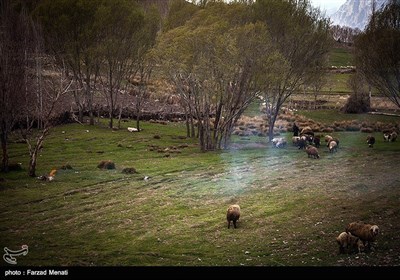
left=1, top=118, right=400, bottom=267
left=298, top=110, right=400, bottom=125
left=329, top=47, right=354, bottom=67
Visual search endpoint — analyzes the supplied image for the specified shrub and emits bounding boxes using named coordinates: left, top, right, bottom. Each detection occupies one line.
left=97, top=160, right=115, bottom=170
left=342, top=92, right=370, bottom=113
left=60, top=164, right=73, bottom=170
left=122, top=167, right=137, bottom=174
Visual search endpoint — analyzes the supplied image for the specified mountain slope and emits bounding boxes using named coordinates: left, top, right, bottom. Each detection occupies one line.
left=330, top=0, right=387, bottom=29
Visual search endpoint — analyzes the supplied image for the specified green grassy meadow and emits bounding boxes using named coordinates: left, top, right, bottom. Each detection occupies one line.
left=329, top=47, right=354, bottom=67
left=1, top=118, right=400, bottom=266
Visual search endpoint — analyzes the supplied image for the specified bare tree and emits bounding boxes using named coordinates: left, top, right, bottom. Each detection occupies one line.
left=156, top=4, right=271, bottom=150
left=254, top=0, right=331, bottom=141
left=35, top=0, right=103, bottom=125
left=330, top=24, right=361, bottom=44
left=0, top=1, right=30, bottom=172
left=20, top=58, right=73, bottom=177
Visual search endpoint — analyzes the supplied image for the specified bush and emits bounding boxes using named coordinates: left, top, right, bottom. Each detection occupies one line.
left=60, top=164, right=73, bottom=170
left=360, top=127, right=374, bottom=133
left=342, top=92, right=370, bottom=114
left=97, top=160, right=115, bottom=170
left=122, top=167, right=137, bottom=174
left=8, top=163, right=22, bottom=171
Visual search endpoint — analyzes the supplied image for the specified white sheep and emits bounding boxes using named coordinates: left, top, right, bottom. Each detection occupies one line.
left=328, top=140, right=338, bottom=153
left=272, top=137, right=287, bottom=148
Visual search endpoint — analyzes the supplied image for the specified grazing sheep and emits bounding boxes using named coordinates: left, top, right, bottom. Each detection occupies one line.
left=328, top=140, right=338, bottom=153
left=292, top=136, right=301, bottom=146
left=325, top=135, right=340, bottom=148
left=390, top=131, right=397, bottom=142
left=305, top=145, right=319, bottom=159
left=272, top=137, right=287, bottom=148
left=383, top=131, right=397, bottom=142
left=127, top=127, right=138, bottom=132
left=345, top=221, right=380, bottom=249
left=325, top=135, right=333, bottom=143
left=366, top=135, right=375, bottom=148
left=336, top=232, right=363, bottom=254
left=227, top=204, right=241, bottom=229
left=297, top=138, right=307, bottom=150
left=301, top=126, right=314, bottom=136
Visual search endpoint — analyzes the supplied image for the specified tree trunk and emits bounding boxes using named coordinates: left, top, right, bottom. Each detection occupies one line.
left=28, top=149, right=38, bottom=177
left=267, top=111, right=278, bottom=142
left=1, top=128, right=9, bottom=172
left=78, top=106, right=84, bottom=123
left=108, top=68, right=114, bottom=129
left=136, top=97, right=141, bottom=132
left=184, top=106, right=190, bottom=138
left=86, top=74, right=94, bottom=126
left=117, top=106, right=122, bottom=129
left=27, top=128, right=48, bottom=177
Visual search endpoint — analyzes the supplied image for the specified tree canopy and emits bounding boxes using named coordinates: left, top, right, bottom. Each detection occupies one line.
left=354, top=0, right=400, bottom=109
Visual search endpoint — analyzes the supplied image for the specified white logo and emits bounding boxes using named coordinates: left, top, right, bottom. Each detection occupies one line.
left=3, top=245, right=28, bottom=265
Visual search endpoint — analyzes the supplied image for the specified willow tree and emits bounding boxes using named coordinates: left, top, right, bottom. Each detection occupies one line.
left=155, top=2, right=273, bottom=150
left=254, top=0, right=331, bottom=141
left=354, top=0, right=400, bottom=109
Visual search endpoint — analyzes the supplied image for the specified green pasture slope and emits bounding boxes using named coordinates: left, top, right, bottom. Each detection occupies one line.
left=329, top=47, right=354, bottom=67
left=323, top=47, right=354, bottom=94
left=1, top=119, right=400, bottom=266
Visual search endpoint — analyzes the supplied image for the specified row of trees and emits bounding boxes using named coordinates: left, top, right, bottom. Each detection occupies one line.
left=354, top=0, right=400, bottom=109
left=2, top=0, right=399, bottom=176
left=0, top=0, right=161, bottom=175
left=154, top=0, right=331, bottom=150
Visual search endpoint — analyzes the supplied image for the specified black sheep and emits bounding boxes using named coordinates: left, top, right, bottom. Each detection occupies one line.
left=366, top=135, right=375, bottom=148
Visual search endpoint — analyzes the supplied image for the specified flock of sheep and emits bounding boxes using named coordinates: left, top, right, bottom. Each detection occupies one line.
left=271, top=126, right=398, bottom=159
left=227, top=125, right=394, bottom=255
left=227, top=204, right=380, bottom=255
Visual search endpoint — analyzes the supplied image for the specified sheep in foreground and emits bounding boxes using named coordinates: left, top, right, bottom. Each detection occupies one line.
left=227, top=204, right=241, bottom=229
left=345, top=221, right=380, bottom=249
left=336, top=232, right=364, bottom=254
left=305, top=145, right=319, bottom=159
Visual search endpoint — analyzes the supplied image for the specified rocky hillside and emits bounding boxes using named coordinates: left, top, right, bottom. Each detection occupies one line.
left=330, top=0, right=387, bottom=30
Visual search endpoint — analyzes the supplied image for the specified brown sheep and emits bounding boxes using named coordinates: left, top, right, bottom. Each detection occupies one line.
left=226, top=204, right=241, bottom=229
left=336, top=232, right=364, bottom=254
left=345, top=221, right=379, bottom=249
left=305, top=145, right=319, bottom=159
